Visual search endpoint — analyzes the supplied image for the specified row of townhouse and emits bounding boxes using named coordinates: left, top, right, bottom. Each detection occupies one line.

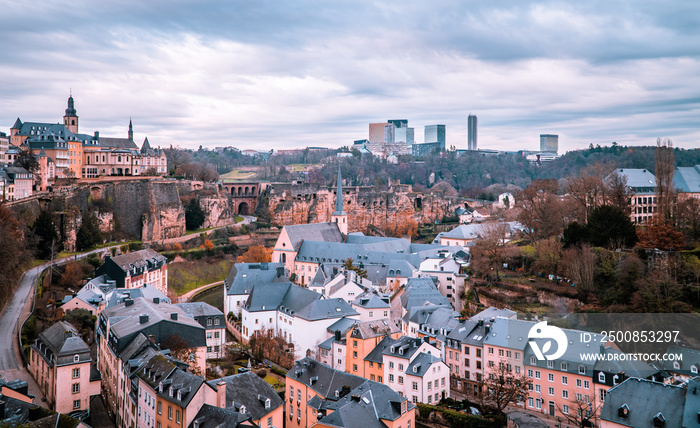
left=286, top=357, right=415, bottom=428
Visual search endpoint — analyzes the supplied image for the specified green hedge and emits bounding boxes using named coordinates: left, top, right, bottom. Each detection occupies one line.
left=417, top=404, right=499, bottom=428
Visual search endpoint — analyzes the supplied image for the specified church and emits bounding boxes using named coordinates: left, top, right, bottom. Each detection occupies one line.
left=9, top=94, right=167, bottom=183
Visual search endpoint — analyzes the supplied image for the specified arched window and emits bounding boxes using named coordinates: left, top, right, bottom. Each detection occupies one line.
left=282, top=253, right=286, bottom=263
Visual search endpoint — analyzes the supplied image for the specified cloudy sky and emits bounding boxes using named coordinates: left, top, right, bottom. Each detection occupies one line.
left=2, top=0, right=699, bottom=152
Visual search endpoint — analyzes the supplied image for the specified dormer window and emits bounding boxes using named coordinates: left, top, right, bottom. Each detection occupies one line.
left=265, top=398, right=271, bottom=409
left=177, top=391, right=181, bottom=401
left=653, top=412, right=666, bottom=427
left=578, top=365, right=585, bottom=375
left=74, top=355, right=79, bottom=362
left=598, top=372, right=606, bottom=383
left=613, top=374, right=620, bottom=385
left=691, top=366, right=698, bottom=374
left=530, top=356, right=536, bottom=365
left=240, top=405, right=246, bottom=414
left=618, top=404, right=630, bottom=418
left=673, top=361, right=680, bottom=370
left=169, top=387, right=173, bottom=397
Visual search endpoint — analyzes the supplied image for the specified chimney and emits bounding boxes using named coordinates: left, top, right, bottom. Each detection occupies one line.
left=350, top=394, right=361, bottom=402
left=153, top=297, right=160, bottom=304
left=94, top=131, right=99, bottom=139
left=171, top=313, right=178, bottom=320
left=216, top=381, right=226, bottom=408
left=139, top=314, right=149, bottom=324
left=334, top=330, right=341, bottom=341
left=125, top=299, right=134, bottom=307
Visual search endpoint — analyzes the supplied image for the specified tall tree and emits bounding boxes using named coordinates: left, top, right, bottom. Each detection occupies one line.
left=655, top=138, right=675, bottom=221
left=185, top=198, right=206, bottom=230
left=471, top=223, right=511, bottom=282
left=76, top=210, right=103, bottom=251
left=565, top=162, right=613, bottom=222
left=586, top=205, right=637, bottom=249
left=676, top=197, right=700, bottom=244
left=516, top=179, right=568, bottom=241
left=31, top=210, right=62, bottom=259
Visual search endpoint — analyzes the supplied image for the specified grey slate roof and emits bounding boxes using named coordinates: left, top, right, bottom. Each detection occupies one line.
left=386, top=259, right=417, bottom=278
left=352, top=291, right=390, bottom=309
left=446, top=320, right=479, bottom=344
left=593, top=346, right=659, bottom=380
left=211, top=371, right=283, bottom=421
left=327, top=317, right=358, bottom=336
left=106, top=248, right=168, bottom=273
left=106, top=284, right=170, bottom=309
left=322, top=380, right=414, bottom=428
left=382, top=336, right=425, bottom=360
left=99, top=137, right=138, bottom=150
left=406, top=352, right=442, bottom=377
left=400, top=277, right=451, bottom=312
left=101, top=297, right=206, bottom=353
left=660, top=345, right=700, bottom=375
left=470, top=307, right=517, bottom=322
left=286, top=357, right=365, bottom=400
left=599, top=378, right=687, bottom=428
left=616, top=168, right=657, bottom=193
left=294, top=298, right=359, bottom=321
left=188, top=405, right=251, bottom=428
left=350, top=319, right=401, bottom=340
left=32, top=321, right=91, bottom=367
left=225, top=262, right=286, bottom=296
left=364, top=335, right=397, bottom=364
left=284, top=222, right=343, bottom=249
left=674, top=166, right=700, bottom=193
left=175, top=302, right=224, bottom=317
left=417, top=307, right=461, bottom=340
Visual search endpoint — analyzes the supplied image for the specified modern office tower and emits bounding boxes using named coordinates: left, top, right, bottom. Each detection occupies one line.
left=540, top=134, right=559, bottom=153
left=467, top=114, right=477, bottom=150
left=395, top=126, right=414, bottom=145
left=424, top=125, right=446, bottom=146
left=369, top=123, right=389, bottom=143
left=384, top=123, right=395, bottom=143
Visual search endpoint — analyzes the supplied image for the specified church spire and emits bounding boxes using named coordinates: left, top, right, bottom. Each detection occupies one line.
left=128, top=118, right=133, bottom=141
left=63, top=91, right=78, bottom=133
left=332, top=164, right=345, bottom=216
left=331, top=164, right=348, bottom=235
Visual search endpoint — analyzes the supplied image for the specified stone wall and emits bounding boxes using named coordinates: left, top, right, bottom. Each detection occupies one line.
left=264, top=182, right=461, bottom=232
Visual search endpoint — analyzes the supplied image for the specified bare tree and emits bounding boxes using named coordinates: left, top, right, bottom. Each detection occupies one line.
left=516, top=179, right=573, bottom=241
left=562, top=244, right=596, bottom=297
left=565, top=163, right=614, bottom=222
left=605, top=170, right=633, bottom=215
left=165, top=146, right=192, bottom=174
left=655, top=138, right=675, bottom=221
left=471, top=223, right=510, bottom=282
left=477, top=360, right=532, bottom=414
left=557, top=396, right=600, bottom=428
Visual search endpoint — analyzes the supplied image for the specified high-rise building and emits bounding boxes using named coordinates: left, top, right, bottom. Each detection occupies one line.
left=369, top=122, right=389, bottom=143
left=395, top=126, right=414, bottom=145
left=468, top=114, right=477, bottom=150
left=424, top=124, right=446, bottom=146
left=540, top=134, right=559, bottom=153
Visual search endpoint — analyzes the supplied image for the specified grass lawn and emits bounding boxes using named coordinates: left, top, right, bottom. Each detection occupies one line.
left=235, top=216, right=244, bottom=223
left=220, top=169, right=258, bottom=180
left=169, top=260, right=232, bottom=295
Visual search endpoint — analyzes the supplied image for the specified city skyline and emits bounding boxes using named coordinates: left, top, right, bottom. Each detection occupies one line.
left=1, top=1, right=699, bottom=152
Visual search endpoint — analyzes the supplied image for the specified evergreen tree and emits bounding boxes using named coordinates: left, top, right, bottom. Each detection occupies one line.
left=586, top=205, right=637, bottom=249
left=185, top=198, right=205, bottom=230
left=76, top=210, right=103, bottom=251
left=31, top=210, right=62, bottom=259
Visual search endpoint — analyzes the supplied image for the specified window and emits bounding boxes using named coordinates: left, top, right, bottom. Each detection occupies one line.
left=578, top=365, right=585, bottom=375
left=547, top=360, right=554, bottom=368
left=72, top=368, right=80, bottom=378
left=399, top=363, right=404, bottom=371
left=562, top=375, right=568, bottom=385
left=576, top=379, right=582, bottom=388
left=562, top=404, right=569, bottom=414
left=476, top=349, right=481, bottom=357
left=398, top=376, right=404, bottom=384
left=584, top=381, right=590, bottom=389
left=168, top=406, right=172, bottom=420
left=176, top=410, right=180, bottom=424
left=73, top=355, right=80, bottom=363
left=561, top=362, right=568, bottom=371
left=562, top=390, right=569, bottom=399
left=157, top=402, right=161, bottom=414
left=353, top=351, right=358, bottom=358
left=427, top=381, right=432, bottom=391
left=267, top=417, right=272, bottom=427
left=389, top=374, right=394, bottom=383
left=412, top=382, right=418, bottom=390
left=548, top=387, right=554, bottom=396
left=600, top=389, right=607, bottom=402
left=370, top=374, right=375, bottom=381
left=214, top=331, right=220, bottom=338
left=498, top=349, right=504, bottom=357
left=389, top=362, right=394, bottom=369
left=441, top=377, right=445, bottom=386
left=73, top=400, right=80, bottom=409
left=528, top=397, right=534, bottom=408
left=353, top=340, right=358, bottom=347
left=378, top=376, right=382, bottom=382
left=548, top=373, right=554, bottom=382
left=72, top=383, right=80, bottom=394
left=535, top=371, right=541, bottom=379
left=527, top=369, right=533, bottom=378
left=353, top=364, right=358, bottom=372
left=530, top=356, right=537, bottom=365
left=488, top=347, right=493, bottom=354
left=535, top=385, right=541, bottom=393
left=598, top=372, right=606, bottom=383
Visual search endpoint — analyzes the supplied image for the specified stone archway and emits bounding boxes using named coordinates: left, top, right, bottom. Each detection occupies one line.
left=238, top=202, right=250, bottom=215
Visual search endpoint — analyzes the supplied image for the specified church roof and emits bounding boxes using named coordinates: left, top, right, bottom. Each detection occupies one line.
left=99, top=137, right=139, bottom=150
